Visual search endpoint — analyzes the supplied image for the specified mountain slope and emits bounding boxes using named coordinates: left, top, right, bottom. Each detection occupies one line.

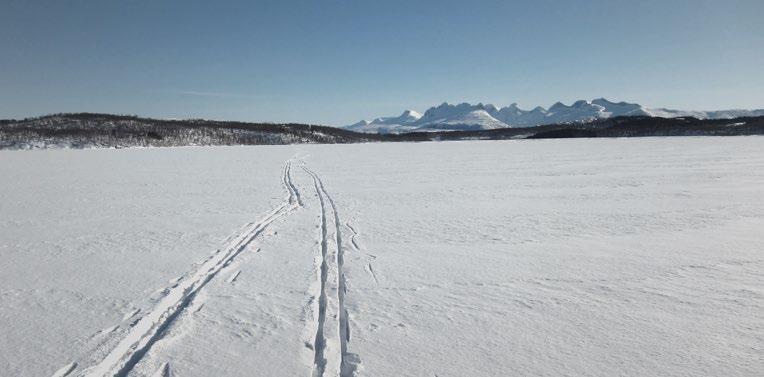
left=346, top=99, right=764, bottom=132
left=415, top=103, right=506, bottom=130
left=345, top=110, right=421, bottom=134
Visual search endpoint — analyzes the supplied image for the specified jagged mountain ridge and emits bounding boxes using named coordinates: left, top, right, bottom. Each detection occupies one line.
left=346, top=110, right=422, bottom=133
left=347, top=98, right=764, bottom=133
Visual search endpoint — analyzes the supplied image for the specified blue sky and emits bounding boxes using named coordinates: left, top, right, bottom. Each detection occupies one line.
left=1, top=0, right=762, bottom=125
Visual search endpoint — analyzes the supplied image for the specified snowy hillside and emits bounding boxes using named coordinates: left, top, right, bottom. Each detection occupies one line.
left=415, top=103, right=507, bottom=131
left=346, top=98, right=764, bottom=132
left=645, top=107, right=764, bottom=119
left=0, top=113, right=374, bottom=149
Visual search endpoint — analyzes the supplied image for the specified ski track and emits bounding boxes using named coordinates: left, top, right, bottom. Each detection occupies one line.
left=150, top=362, right=172, bottom=377
left=226, top=270, right=242, bottom=284
left=74, top=160, right=302, bottom=377
left=121, top=309, right=140, bottom=322
left=303, top=166, right=357, bottom=377
left=283, top=161, right=303, bottom=206
left=52, top=363, right=77, bottom=377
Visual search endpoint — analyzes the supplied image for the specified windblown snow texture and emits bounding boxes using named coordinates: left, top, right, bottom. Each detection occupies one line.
left=0, top=138, right=762, bottom=376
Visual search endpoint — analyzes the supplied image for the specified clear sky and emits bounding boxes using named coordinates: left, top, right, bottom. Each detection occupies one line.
left=1, top=0, right=762, bottom=126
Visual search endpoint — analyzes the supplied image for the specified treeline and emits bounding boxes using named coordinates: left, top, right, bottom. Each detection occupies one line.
left=1, top=113, right=763, bottom=149
left=398, top=116, right=764, bottom=141
left=0, top=113, right=381, bottom=149
left=525, top=116, right=764, bottom=139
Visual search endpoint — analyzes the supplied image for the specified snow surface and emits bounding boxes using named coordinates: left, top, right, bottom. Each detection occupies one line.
left=1, top=137, right=763, bottom=376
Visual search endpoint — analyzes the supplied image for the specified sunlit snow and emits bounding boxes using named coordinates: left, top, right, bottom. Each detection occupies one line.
left=1, top=137, right=762, bottom=376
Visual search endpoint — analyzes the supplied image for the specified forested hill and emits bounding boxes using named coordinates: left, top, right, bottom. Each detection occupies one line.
left=0, top=113, right=379, bottom=149
left=1, top=113, right=763, bottom=149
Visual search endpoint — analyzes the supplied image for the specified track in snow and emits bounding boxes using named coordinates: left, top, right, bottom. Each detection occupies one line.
left=76, top=161, right=302, bottom=377
left=283, top=161, right=303, bottom=206
left=52, top=363, right=77, bottom=377
left=346, top=222, right=379, bottom=285
left=302, top=166, right=358, bottom=377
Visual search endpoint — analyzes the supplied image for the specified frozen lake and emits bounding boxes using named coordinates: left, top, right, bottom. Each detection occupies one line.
left=1, top=137, right=763, bottom=376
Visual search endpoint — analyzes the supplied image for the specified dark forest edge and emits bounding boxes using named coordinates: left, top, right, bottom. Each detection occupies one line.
left=1, top=113, right=763, bottom=149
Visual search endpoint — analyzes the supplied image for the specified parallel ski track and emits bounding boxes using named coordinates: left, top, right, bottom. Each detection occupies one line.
left=79, top=161, right=302, bottom=377
left=302, top=166, right=354, bottom=377
left=283, top=161, right=303, bottom=206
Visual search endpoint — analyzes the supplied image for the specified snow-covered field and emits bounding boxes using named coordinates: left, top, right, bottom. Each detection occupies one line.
left=1, top=137, right=763, bottom=377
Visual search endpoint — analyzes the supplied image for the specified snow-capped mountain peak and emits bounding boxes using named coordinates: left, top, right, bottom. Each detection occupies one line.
left=548, top=102, right=568, bottom=112
left=591, top=98, right=649, bottom=117
left=414, top=102, right=506, bottom=131
left=345, top=109, right=422, bottom=134
left=397, top=109, right=422, bottom=122
left=348, top=119, right=371, bottom=128
left=345, top=99, right=764, bottom=133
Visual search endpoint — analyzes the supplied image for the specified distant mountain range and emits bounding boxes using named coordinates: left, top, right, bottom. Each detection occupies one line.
left=346, top=98, right=764, bottom=133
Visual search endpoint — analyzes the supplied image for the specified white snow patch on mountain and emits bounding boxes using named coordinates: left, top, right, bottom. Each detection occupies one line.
left=345, top=99, right=764, bottom=133
left=416, top=104, right=506, bottom=131
left=345, top=110, right=422, bottom=134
